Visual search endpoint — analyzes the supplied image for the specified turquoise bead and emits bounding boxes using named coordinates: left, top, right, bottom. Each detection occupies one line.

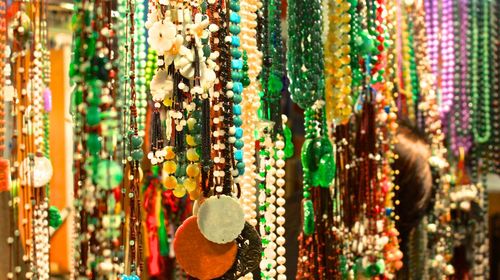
left=131, top=135, right=143, bottom=148
left=131, top=149, right=144, bottom=161
left=233, top=104, right=242, bottom=116
left=232, top=82, right=243, bottom=94
left=231, top=36, right=240, bottom=47
left=234, top=127, right=243, bottom=138
left=231, top=59, right=243, bottom=70
left=235, top=150, right=243, bottom=161
left=230, top=1, right=240, bottom=12
left=230, top=12, right=241, bottom=23
left=86, top=106, right=101, bottom=126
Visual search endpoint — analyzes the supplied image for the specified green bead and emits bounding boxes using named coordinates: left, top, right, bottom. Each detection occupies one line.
left=242, top=75, right=251, bottom=87
left=86, top=106, right=101, bottom=126
left=302, top=199, right=315, bottom=235
left=131, top=149, right=144, bottom=161
left=48, top=206, right=63, bottom=229
left=87, top=133, right=101, bottom=155
left=131, top=135, right=143, bottom=148
left=283, top=125, right=295, bottom=159
left=242, top=62, right=249, bottom=72
left=94, top=160, right=123, bottom=190
left=268, top=74, right=283, bottom=93
left=301, top=139, right=314, bottom=173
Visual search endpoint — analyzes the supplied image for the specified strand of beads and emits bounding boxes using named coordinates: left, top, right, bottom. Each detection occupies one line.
left=135, top=0, right=148, bottom=135
left=227, top=0, right=245, bottom=183
left=324, top=0, right=353, bottom=125
left=257, top=127, right=275, bottom=280
left=471, top=0, right=491, bottom=144
left=238, top=2, right=261, bottom=260
left=274, top=121, right=287, bottom=280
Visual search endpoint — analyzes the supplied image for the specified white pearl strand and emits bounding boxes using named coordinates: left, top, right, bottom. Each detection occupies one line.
left=33, top=202, right=50, bottom=280
left=238, top=0, right=262, bottom=229
left=274, top=118, right=287, bottom=279
left=32, top=44, right=44, bottom=155
left=259, top=133, right=277, bottom=279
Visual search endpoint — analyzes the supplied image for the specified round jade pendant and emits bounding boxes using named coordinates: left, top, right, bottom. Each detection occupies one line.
left=197, top=195, right=245, bottom=244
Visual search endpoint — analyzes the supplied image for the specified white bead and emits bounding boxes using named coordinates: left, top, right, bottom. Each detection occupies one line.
left=277, top=274, right=287, bottom=280
left=277, top=256, right=286, bottom=265
left=277, top=245, right=286, bottom=255
left=275, top=140, right=285, bottom=149
left=276, top=188, right=285, bottom=197
left=277, top=226, right=286, bottom=236
left=276, top=216, right=285, bottom=226
left=276, top=236, right=285, bottom=246
left=276, top=159, right=285, bottom=168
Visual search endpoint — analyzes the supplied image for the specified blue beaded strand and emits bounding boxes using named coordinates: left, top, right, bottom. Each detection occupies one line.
left=229, top=0, right=245, bottom=177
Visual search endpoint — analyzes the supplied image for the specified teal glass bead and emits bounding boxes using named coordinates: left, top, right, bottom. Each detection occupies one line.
left=231, top=59, right=243, bottom=70
left=229, top=25, right=241, bottom=35
left=303, top=199, right=315, bottom=235
left=231, top=71, right=243, bottom=80
left=233, top=93, right=242, bottom=104
left=231, top=36, right=240, bottom=47
left=131, top=149, right=144, bottom=161
left=131, top=135, right=143, bottom=148
left=234, top=139, right=244, bottom=149
left=230, top=1, right=240, bottom=12
left=94, top=160, right=123, bottom=190
left=234, top=116, right=243, bottom=127
left=231, top=48, right=242, bottom=58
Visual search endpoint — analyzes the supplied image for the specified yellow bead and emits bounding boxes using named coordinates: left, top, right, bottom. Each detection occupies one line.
left=164, top=176, right=177, bottom=190
left=165, top=146, right=175, bottom=160
left=163, top=98, right=173, bottom=107
left=173, top=185, right=187, bottom=198
left=186, top=148, right=199, bottom=161
left=183, top=178, right=197, bottom=192
left=186, top=163, right=200, bottom=177
left=186, top=135, right=197, bottom=147
left=187, top=118, right=197, bottom=131
left=163, top=160, right=177, bottom=175
left=189, top=187, right=201, bottom=200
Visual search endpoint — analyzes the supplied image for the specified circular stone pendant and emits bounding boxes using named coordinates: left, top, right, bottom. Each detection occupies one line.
left=197, top=195, right=245, bottom=244
left=174, top=216, right=238, bottom=280
left=217, top=222, right=262, bottom=279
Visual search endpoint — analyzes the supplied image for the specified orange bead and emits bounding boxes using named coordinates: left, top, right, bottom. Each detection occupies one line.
left=164, top=175, right=177, bottom=189
left=173, top=185, right=187, bottom=198
left=165, top=146, right=176, bottom=160
left=183, top=178, right=197, bottom=192
left=163, top=160, right=177, bottom=175
left=186, top=163, right=200, bottom=178
left=186, top=148, right=199, bottom=162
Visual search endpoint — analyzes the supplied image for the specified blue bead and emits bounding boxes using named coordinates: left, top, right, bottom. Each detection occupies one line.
left=230, top=12, right=241, bottom=23
left=231, top=59, right=243, bottom=70
left=385, top=207, right=392, bottom=216
left=231, top=36, right=240, bottom=47
left=235, top=127, right=243, bottom=139
left=232, top=82, right=243, bottom=94
left=235, top=150, right=243, bottom=161
left=384, top=106, right=390, bottom=113
left=233, top=105, right=242, bottom=116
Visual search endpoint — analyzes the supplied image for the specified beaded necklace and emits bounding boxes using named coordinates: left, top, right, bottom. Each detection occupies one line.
left=491, top=0, right=500, bottom=172
left=287, top=0, right=324, bottom=109
left=469, top=0, right=491, bottom=144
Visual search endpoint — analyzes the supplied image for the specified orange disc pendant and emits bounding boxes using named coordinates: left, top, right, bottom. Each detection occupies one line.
left=173, top=216, right=237, bottom=280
